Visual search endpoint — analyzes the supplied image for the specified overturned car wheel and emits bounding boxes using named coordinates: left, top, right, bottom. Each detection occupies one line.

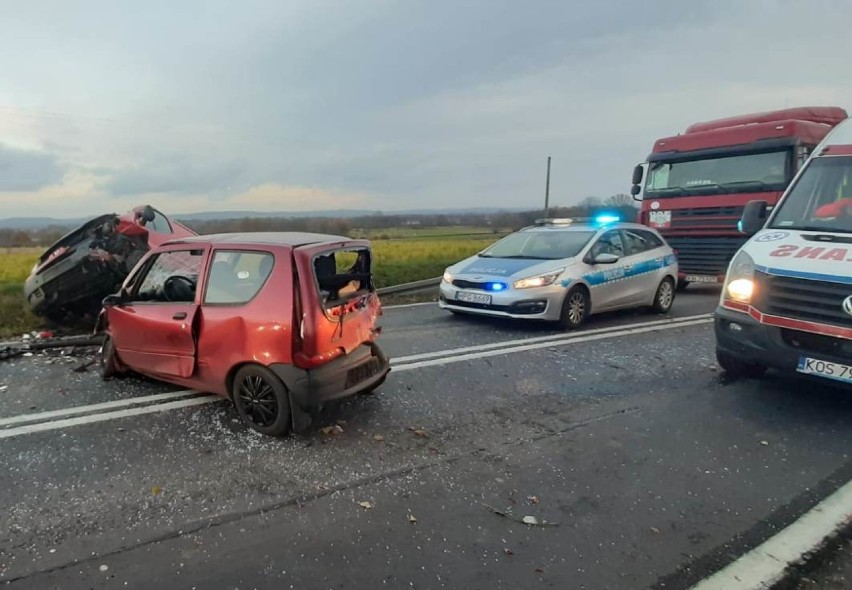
left=232, top=365, right=292, bottom=437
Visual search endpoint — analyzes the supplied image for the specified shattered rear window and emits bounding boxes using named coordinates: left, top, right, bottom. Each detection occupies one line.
left=313, top=248, right=372, bottom=306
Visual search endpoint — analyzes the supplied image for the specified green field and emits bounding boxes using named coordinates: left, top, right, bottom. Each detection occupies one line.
left=0, top=233, right=501, bottom=337
left=0, top=248, right=43, bottom=338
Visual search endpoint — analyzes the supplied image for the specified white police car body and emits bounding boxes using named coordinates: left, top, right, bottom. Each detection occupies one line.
left=439, top=216, right=679, bottom=328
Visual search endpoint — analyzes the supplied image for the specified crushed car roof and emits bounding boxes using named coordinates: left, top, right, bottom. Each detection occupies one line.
left=163, top=232, right=362, bottom=248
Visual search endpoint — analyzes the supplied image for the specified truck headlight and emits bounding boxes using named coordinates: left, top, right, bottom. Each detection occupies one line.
left=722, top=251, right=755, bottom=304
left=513, top=269, right=565, bottom=289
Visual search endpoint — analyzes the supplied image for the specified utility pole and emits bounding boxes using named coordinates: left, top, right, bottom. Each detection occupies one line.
left=544, top=156, right=551, bottom=217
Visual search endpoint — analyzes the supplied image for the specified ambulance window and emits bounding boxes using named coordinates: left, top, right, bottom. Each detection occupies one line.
left=770, top=155, right=852, bottom=233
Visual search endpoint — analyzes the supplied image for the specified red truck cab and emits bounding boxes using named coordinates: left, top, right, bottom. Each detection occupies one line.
left=631, top=107, right=848, bottom=288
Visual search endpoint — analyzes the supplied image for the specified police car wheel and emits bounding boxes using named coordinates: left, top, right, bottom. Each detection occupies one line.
left=716, top=350, right=767, bottom=379
left=558, top=287, right=589, bottom=330
left=651, top=277, right=675, bottom=313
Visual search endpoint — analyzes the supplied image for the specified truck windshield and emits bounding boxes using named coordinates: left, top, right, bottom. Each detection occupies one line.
left=645, top=150, right=789, bottom=197
left=769, top=156, right=852, bottom=234
left=479, top=230, right=595, bottom=260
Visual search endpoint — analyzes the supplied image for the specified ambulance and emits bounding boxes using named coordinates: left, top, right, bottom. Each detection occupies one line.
left=715, top=115, right=852, bottom=384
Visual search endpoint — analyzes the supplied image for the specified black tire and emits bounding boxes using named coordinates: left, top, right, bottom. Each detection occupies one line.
left=716, top=350, right=767, bottom=379
left=232, top=365, right=292, bottom=437
left=100, top=335, right=120, bottom=381
left=651, top=277, right=676, bottom=314
left=558, top=286, right=590, bottom=330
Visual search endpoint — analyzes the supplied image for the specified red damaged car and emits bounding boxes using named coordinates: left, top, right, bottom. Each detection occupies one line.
left=24, top=205, right=196, bottom=326
left=98, top=232, right=390, bottom=436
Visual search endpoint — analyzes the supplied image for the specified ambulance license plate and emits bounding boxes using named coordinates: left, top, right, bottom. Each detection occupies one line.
left=797, top=356, right=852, bottom=384
left=456, top=291, right=491, bottom=305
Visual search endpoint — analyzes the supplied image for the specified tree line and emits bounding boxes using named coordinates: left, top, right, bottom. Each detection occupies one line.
left=1, top=194, right=638, bottom=247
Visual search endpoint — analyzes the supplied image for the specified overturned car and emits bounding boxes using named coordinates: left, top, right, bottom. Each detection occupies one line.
left=24, top=205, right=196, bottom=327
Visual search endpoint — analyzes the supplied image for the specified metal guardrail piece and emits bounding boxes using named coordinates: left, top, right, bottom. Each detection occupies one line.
left=376, top=277, right=441, bottom=296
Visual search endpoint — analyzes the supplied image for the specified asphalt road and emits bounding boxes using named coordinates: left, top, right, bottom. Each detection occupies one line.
left=2, top=285, right=852, bottom=589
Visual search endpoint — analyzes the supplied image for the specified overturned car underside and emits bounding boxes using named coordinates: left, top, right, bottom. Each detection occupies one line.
left=24, top=206, right=194, bottom=328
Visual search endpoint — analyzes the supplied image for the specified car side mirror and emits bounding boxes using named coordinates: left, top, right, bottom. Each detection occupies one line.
left=102, top=293, right=125, bottom=307
left=739, top=200, right=768, bottom=236
left=142, top=205, right=156, bottom=222
left=593, top=253, right=620, bottom=265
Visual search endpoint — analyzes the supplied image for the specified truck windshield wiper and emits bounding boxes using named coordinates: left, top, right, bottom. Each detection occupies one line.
left=720, top=180, right=771, bottom=191
left=685, top=183, right=724, bottom=194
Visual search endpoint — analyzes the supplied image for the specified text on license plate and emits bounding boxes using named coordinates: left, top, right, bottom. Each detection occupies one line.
left=797, top=356, right=852, bottom=384
left=456, top=291, right=491, bottom=305
left=684, top=274, right=719, bottom=283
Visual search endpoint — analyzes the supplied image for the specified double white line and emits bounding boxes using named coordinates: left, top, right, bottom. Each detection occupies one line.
left=0, top=313, right=712, bottom=440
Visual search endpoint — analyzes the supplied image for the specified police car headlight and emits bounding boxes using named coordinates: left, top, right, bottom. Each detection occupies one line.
left=722, top=251, right=755, bottom=304
left=513, top=269, right=565, bottom=289
left=442, top=270, right=453, bottom=283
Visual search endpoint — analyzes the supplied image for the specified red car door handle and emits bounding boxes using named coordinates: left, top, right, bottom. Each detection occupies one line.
left=173, top=312, right=187, bottom=320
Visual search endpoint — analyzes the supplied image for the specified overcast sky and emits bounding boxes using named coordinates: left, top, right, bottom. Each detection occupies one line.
left=0, top=0, right=850, bottom=219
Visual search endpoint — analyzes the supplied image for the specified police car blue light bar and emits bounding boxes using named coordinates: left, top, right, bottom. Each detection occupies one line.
left=594, top=214, right=621, bottom=225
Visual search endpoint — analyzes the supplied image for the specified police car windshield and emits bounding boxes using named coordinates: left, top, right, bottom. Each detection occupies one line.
left=479, top=230, right=595, bottom=260
left=770, top=156, right=852, bottom=234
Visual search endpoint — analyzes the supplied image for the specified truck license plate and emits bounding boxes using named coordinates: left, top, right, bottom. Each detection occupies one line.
left=684, top=274, right=719, bottom=283
left=456, top=291, right=491, bottom=305
left=797, top=356, right=852, bottom=384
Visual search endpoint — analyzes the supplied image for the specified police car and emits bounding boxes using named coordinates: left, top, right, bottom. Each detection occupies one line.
left=439, top=216, right=678, bottom=328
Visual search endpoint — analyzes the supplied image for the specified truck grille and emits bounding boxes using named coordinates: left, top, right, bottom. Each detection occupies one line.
left=755, top=271, right=852, bottom=328
left=665, top=236, right=747, bottom=276
left=670, top=206, right=744, bottom=230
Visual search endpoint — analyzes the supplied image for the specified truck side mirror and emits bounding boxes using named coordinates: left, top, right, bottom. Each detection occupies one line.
left=631, top=164, right=644, bottom=185
left=739, top=200, right=768, bottom=236
left=631, top=165, right=644, bottom=201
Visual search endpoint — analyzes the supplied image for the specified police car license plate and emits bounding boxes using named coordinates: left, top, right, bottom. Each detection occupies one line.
left=456, top=291, right=491, bottom=305
left=797, top=356, right=852, bottom=384
left=684, top=275, right=719, bottom=283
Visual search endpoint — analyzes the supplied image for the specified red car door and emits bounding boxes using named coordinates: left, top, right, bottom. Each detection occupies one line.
left=108, top=246, right=208, bottom=379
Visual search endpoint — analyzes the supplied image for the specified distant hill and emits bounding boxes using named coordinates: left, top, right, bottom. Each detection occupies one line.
left=0, top=207, right=530, bottom=230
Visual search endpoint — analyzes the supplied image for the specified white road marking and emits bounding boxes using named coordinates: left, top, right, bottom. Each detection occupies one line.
left=392, top=313, right=712, bottom=364
left=0, top=390, right=197, bottom=427
left=0, top=395, right=222, bottom=440
left=690, top=477, right=852, bottom=590
left=0, top=314, right=713, bottom=438
left=391, top=318, right=712, bottom=372
left=383, top=301, right=436, bottom=310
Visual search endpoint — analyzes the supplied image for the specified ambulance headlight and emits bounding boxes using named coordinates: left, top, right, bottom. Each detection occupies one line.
left=514, top=269, right=565, bottom=289
left=722, top=251, right=755, bottom=304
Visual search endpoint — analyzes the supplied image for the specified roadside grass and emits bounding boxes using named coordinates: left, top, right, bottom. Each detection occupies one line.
left=0, top=248, right=42, bottom=338
left=0, top=234, right=498, bottom=337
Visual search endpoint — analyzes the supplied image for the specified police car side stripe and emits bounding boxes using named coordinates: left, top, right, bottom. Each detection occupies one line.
left=582, top=253, right=676, bottom=287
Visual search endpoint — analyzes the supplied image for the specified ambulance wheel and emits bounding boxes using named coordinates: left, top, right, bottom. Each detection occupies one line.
left=558, top=286, right=589, bottom=330
left=716, top=350, right=767, bottom=379
left=650, top=277, right=675, bottom=314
